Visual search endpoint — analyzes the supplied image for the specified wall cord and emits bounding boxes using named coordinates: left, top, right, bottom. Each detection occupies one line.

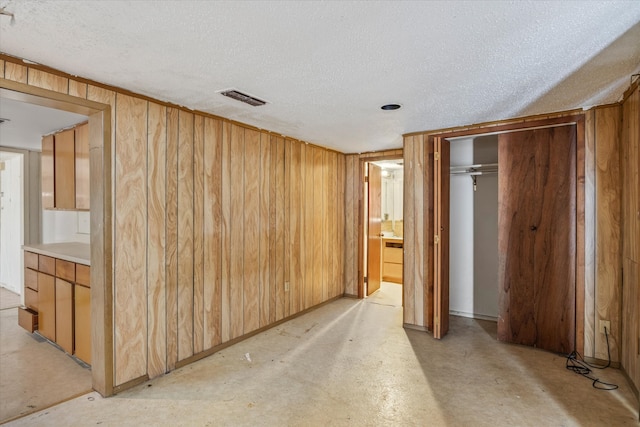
left=565, top=326, right=618, bottom=390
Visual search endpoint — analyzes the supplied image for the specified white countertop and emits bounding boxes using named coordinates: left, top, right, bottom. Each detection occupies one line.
left=22, top=242, right=91, bottom=266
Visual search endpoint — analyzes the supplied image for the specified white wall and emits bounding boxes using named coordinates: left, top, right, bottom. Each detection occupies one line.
left=0, top=153, right=24, bottom=294
left=450, top=138, right=475, bottom=316
left=449, top=136, right=499, bottom=320
left=42, top=210, right=90, bottom=244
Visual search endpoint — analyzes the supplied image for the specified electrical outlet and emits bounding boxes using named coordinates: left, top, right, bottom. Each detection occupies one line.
left=284, top=281, right=290, bottom=292
left=599, top=320, right=611, bottom=334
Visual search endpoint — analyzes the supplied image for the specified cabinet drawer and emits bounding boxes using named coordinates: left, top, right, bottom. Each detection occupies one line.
left=25, top=268, right=38, bottom=291
left=25, top=287, right=38, bottom=310
left=25, top=251, right=39, bottom=270
left=56, top=259, right=75, bottom=282
left=76, top=264, right=91, bottom=287
left=39, top=255, right=55, bottom=275
left=383, top=247, right=403, bottom=264
left=18, top=307, right=38, bottom=333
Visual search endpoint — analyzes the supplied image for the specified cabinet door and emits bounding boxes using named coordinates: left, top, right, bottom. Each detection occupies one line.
left=75, top=123, right=90, bottom=210
left=54, top=128, right=75, bottom=209
left=55, top=278, right=73, bottom=354
left=41, top=135, right=55, bottom=209
left=37, top=272, right=56, bottom=341
left=74, top=284, right=91, bottom=364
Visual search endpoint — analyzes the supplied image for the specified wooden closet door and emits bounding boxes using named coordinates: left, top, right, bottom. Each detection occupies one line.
left=497, top=125, right=576, bottom=354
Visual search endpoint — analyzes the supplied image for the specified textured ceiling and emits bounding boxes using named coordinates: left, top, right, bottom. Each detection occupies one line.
left=1, top=1, right=639, bottom=153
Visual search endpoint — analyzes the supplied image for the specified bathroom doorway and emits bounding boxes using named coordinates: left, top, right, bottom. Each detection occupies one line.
left=363, top=157, right=404, bottom=306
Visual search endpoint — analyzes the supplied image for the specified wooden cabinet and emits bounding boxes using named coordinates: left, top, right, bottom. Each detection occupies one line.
left=20, top=250, right=91, bottom=364
left=382, top=239, right=403, bottom=283
left=37, top=272, right=56, bottom=342
left=55, top=278, right=74, bottom=354
left=74, top=284, right=91, bottom=364
left=54, top=128, right=76, bottom=209
left=41, top=134, right=55, bottom=209
left=41, top=122, right=90, bottom=211
left=75, top=123, right=90, bottom=210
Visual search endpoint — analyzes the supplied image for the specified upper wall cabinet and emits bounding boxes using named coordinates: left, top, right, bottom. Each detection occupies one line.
left=41, top=122, right=90, bottom=211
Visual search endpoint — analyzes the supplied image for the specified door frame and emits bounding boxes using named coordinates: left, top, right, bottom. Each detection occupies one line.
left=426, top=114, right=587, bottom=354
left=0, top=78, right=114, bottom=396
left=358, top=153, right=403, bottom=299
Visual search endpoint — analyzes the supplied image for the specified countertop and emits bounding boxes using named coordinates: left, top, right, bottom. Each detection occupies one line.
left=22, top=242, right=91, bottom=266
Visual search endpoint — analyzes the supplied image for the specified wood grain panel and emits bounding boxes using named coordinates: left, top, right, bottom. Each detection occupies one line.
left=304, top=144, right=315, bottom=309
left=229, top=124, right=244, bottom=339
left=289, top=140, right=302, bottom=313
left=243, top=129, right=261, bottom=333
left=413, top=136, right=425, bottom=326
left=203, top=117, right=223, bottom=349
left=275, top=137, right=286, bottom=320
left=147, top=101, right=167, bottom=378
left=343, top=155, right=358, bottom=297
left=321, top=150, right=329, bottom=302
left=595, top=106, right=621, bottom=361
left=4, top=62, right=27, bottom=83
left=622, top=258, right=639, bottom=387
left=313, top=147, right=324, bottom=306
left=37, top=272, right=55, bottom=341
left=54, top=128, right=75, bottom=209
left=177, top=110, right=194, bottom=361
left=114, top=94, right=148, bottom=385
left=221, top=121, right=232, bottom=343
left=0, top=59, right=3, bottom=77
left=165, top=108, right=179, bottom=370
left=259, top=132, right=271, bottom=325
left=55, top=278, right=73, bottom=354
left=75, top=122, right=90, bottom=210
left=284, top=140, right=291, bottom=317
left=497, top=126, right=576, bottom=354
left=27, top=69, right=68, bottom=93
left=68, top=80, right=88, bottom=99
left=403, top=137, right=416, bottom=325
left=193, top=115, right=205, bottom=354
left=336, top=154, right=346, bottom=297
left=41, top=135, right=54, bottom=209
left=584, top=110, right=596, bottom=358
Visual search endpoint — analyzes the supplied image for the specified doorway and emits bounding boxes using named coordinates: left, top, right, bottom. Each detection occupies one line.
left=0, top=78, right=113, bottom=420
left=363, top=157, right=404, bottom=306
left=0, top=151, right=24, bottom=299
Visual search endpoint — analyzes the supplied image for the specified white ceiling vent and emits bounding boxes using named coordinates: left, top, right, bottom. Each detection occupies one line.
left=219, top=89, right=268, bottom=107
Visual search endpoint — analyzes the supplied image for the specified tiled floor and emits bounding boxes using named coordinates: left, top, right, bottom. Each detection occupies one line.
left=4, top=282, right=638, bottom=426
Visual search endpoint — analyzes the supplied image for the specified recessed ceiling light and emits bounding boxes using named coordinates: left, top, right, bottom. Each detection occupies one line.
left=381, top=104, right=401, bottom=111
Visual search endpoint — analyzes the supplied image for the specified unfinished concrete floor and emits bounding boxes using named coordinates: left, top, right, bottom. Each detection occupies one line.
left=6, top=283, right=638, bottom=426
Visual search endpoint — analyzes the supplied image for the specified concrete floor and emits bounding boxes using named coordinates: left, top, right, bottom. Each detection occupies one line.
left=5, top=283, right=639, bottom=426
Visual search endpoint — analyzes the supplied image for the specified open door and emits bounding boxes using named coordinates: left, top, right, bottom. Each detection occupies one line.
left=433, top=137, right=450, bottom=338
left=367, top=163, right=382, bottom=296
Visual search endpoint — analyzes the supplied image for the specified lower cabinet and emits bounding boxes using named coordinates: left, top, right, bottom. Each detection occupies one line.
left=55, top=278, right=74, bottom=354
left=37, top=272, right=56, bottom=342
left=21, top=251, right=91, bottom=365
left=74, top=284, right=91, bottom=364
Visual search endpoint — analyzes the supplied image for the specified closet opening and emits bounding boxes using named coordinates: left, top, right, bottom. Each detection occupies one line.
left=361, top=155, right=403, bottom=308
left=429, top=117, right=585, bottom=356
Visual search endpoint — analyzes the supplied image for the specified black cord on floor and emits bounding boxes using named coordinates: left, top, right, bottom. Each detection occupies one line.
left=565, top=326, right=618, bottom=390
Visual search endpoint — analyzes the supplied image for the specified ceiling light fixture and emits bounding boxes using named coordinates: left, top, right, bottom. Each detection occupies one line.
left=381, top=104, right=401, bottom=111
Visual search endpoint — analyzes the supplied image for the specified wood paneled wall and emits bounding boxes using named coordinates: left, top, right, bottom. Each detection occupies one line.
left=621, top=82, right=640, bottom=390
left=1, top=57, right=346, bottom=389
